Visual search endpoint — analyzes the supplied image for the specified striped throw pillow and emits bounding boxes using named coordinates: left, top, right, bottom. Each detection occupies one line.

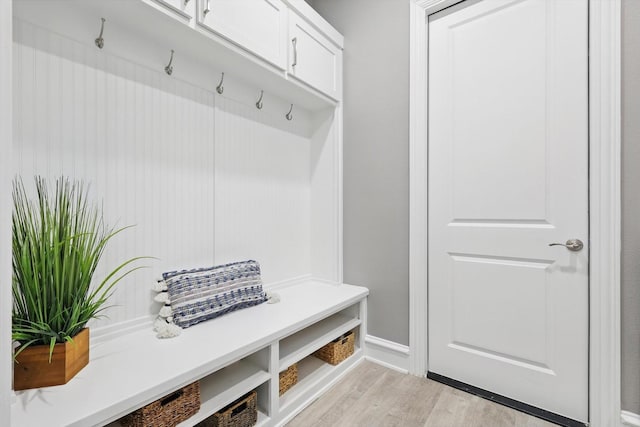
left=163, top=260, right=268, bottom=328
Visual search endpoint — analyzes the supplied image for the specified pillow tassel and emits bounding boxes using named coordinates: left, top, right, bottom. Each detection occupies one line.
left=159, top=304, right=173, bottom=318
left=266, top=291, right=281, bottom=304
left=152, top=279, right=168, bottom=292
left=154, top=291, right=170, bottom=304
left=154, top=316, right=182, bottom=339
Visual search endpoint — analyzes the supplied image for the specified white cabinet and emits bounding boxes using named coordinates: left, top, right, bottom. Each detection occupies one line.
left=197, top=0, right=288, bottom=69
left=148, top=0, right=343, bottom=102
left=288, top=13, right=341, bottom=100
left=151, top=0, right=195, bottom=20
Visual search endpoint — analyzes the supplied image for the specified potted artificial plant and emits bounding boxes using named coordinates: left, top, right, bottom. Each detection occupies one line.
left=12, top=176, right=144, bottom=390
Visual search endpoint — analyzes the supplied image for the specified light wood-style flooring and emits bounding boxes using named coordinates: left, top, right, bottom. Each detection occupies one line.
left=286, top=361, right=557, bottom=427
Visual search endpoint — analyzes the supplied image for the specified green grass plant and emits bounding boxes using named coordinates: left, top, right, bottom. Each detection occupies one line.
left=12, top=176, right=146, bottom=361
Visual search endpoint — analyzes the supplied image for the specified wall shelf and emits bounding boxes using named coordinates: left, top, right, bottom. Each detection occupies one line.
left=279, top=349, right=363, bottom=413
left=177, top=358, right=271, bottom=426
left=279, top=312, right=361, bottom=370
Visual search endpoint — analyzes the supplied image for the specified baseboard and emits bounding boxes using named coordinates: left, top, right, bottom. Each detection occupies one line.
left=364, top=335, right=410, bottom=374
left=622, top=410, right=640, bottom=426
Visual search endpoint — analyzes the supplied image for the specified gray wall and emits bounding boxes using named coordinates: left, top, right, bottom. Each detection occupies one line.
left=312, top=0, right=640, bottom=411
left=622, top=0, right=640, bottom=414
left=310, top=0, right=411, bottom=345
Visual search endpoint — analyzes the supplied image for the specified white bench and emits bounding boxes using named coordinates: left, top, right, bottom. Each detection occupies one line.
left=11, top=280, right=369, bottom=427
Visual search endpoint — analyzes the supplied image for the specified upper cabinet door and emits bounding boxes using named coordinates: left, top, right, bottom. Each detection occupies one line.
left=153, top=0, right=195, bottom=19
left=288, top=14, right=341, bottom=100
left=198, top=0, right=288, bottom=70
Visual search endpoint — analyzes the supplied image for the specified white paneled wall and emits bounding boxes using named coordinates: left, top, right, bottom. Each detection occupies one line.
left=310, top=108, right=341, bottom=282
left=215, top=96, right=311, bottom=283
left=1, top=1, right=13, bottom=425
left=12, top=19, right=315, bottom=330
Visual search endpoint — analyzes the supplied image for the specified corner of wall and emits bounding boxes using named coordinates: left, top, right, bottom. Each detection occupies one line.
left=622, top=410, right=640, bottom=427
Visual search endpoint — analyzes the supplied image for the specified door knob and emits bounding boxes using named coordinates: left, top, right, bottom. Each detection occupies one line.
left=549, top=239, right=584, bottom=252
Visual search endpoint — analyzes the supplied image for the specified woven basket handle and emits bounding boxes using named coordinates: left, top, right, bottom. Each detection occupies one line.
left=341, top=331, right=353, bottom=344
left=160, top=389, right=184, bottom=406
left=231, top=401, right=248, bottom=417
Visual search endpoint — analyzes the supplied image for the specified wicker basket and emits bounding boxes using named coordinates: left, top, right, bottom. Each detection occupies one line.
left=120, top=381, right=200, bottom=427
left=313, top=330, right=355, bottom=365
left=196, top=390, right=257, bottom=427
left=279, top=363, right=298, bottom=395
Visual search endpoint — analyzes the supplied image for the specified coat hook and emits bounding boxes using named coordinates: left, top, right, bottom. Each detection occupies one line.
left=165, top=50, right=175, bottom=75
left=286, top=104, right=294, bottom=121
left=256, top=90, right=264, bottom=110
left=95, top=18, right=106, bottom=49
left=216, top=72, right=225, bottom=94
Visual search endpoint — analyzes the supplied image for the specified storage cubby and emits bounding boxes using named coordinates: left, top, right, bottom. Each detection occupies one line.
left=254, top=382, right=271, bottom=426
left=181, top=350, right=271, bottom=426
left=279, top=307, right=361, bottom=370
left=181, top=384, right=270, bottom=427
left=279, top=333, right=362, bottom=414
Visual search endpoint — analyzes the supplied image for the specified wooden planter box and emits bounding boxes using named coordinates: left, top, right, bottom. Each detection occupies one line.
left=13, top=328, right=90, bottom=390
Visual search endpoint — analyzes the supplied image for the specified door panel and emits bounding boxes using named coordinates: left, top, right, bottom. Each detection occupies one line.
left=449, top=0, right=548, bottom=221
left=428, top=0, right=588, bottom=421
left=450, top=255, right=550, bottom=365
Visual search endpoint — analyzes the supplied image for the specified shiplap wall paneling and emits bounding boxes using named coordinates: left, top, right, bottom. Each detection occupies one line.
left=1, top=0, right=13, bottom=423
left=12, top=17, right=332, bottom=331
left=13, top=19, right=216, bottom=329
left=214, top=95, right=312, bottom=285
left=310, top=107, right=341, bottom=283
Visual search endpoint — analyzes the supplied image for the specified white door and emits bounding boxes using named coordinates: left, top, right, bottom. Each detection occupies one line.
left=428, top=0, right=588, bottom=422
